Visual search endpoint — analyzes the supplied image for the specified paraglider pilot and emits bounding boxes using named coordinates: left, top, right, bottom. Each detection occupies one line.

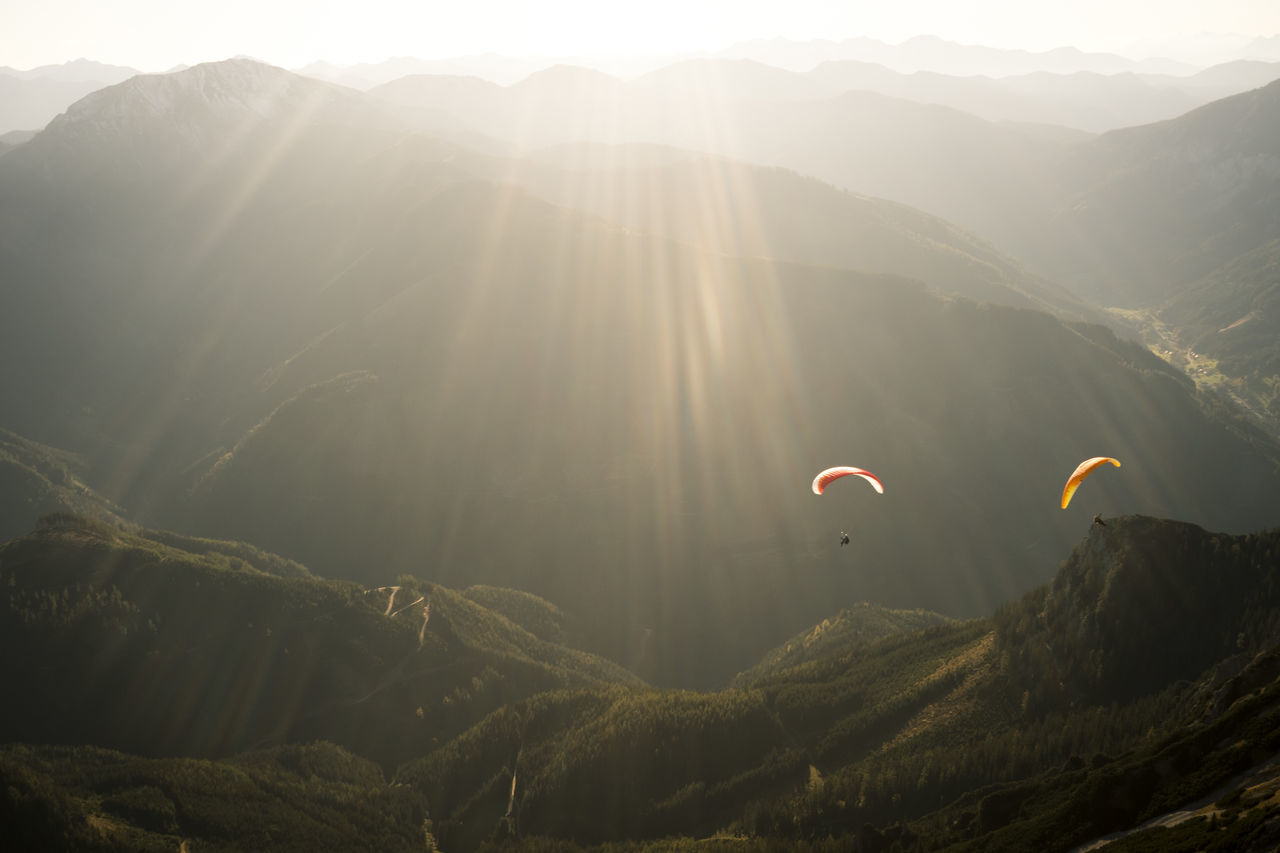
left=1093, top=513, right=1106, bottom=527
left=840, top=531, right=851, bottom=547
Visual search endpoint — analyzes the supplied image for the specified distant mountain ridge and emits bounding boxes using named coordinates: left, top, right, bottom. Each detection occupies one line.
left=0, top=59, right=141, bottom=136
left=1023, top=77, right=1280, bottom=305
left=6, top=42, right=1280, bottom=139
left=0, top=59, right=139, bottom=82
left=719, top=34, right=1197, bottom=75
left=291, top=33, right=1220, bottom=90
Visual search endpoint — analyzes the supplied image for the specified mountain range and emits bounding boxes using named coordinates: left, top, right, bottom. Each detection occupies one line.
left=5, top=514, right=1280, bottom=850
left=4, top=60, right=1280, bottom=688
left=3, top=52, right=1280, bottom=851
left=6, top=40, right=1280, bottom=137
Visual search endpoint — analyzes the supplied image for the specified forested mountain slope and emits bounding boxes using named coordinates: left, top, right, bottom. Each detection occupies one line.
left=0, top=516, right=639, bottom=771
left=400, top=517, right=1280, bottom=850
left=4, top=515, right=1280, bottom=850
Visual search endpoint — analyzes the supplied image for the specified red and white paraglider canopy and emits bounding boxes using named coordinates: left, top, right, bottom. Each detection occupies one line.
left=811, top=466, right=884, bottom=496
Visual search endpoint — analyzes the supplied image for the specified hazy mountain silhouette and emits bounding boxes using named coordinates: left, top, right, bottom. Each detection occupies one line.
left=0, top=59, right=141, bottom=134
left=807, top=63, right=1203, bottom=133
left=857, top=75, right=1280, bottom=432
left=371, top=69, right=1069, bottom=249
left=715, top=34, right=1196, bottom=75
left=509, top=144, right=1100, bottom=320
left=631, top=58, right=838, bottom=101
left=0, top=75, right=114, bottom=135
left=364, top=59, right=1280, bottom=274
left=1167, top=59, right=1280, bottom=100
left=1017, top=77, right=1280, bottom=307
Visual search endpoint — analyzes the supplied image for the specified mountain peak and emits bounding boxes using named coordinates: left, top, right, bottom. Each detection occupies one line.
left=20, top=58, right=397, bottom=168
left=54, top=58, right=321, bottom=128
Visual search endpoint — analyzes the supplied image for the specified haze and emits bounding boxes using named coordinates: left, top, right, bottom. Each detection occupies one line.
left=6, top=0, right=1280, bottom=71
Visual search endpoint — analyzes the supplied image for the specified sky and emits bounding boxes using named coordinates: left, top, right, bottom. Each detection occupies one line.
left=4, top=0, right=1280, bottom=71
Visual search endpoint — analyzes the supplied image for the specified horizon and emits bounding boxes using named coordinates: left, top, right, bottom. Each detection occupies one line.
left=5, top=0, right=1280, bottom=73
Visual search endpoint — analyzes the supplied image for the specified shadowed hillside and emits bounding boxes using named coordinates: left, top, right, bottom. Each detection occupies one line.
left=0, top=517, right=639, bottom=770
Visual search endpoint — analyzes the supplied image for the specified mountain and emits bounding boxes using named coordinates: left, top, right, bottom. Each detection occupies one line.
left=27, top=58, right=399, bottom=159
left=0, top=60, right=143, bottom=135
left=150, top=239, right=1280, bottom=687
left=715, top=35, right=1195, bottom=76
left=807, top=63, right=1202, bottom=133
left=1018, top=78, right=1280, bottom=307
left=630, top=58, right=837, bottom=102
left=512, top=144, right=1100, bottom=321
left=3, top=60, right=1280, bottom=690
left=296, top=55, right=553, bottom=89
left=395, top=517, right=1280, bottom=850
left=364, top=59, right=1280, bottom=264
left=298, top=53, right=655, bottom=89
left=6, top=516, right=1280, bottom=850
left=0, top=516, right=638, bottom=771
left=370, top=63, right=641, bottom=152
left=1154, top=239, right=1280, bottom=424
left=0, top=75, right=113, bottom=134
left=731, top=601, right=952, bottom=687
left=0, top=429, right=126, bottom=543
left=1166, top=59, right=1280, bottom=102
left=291, top=34, right=1208, bottom=91
left=365, top=72, right=510, bottom=150
left=364, top=59, right=1280, bottom=287
left=0, top=59, right=139, bottom=84
left=0, top=741, right=432, bottom=852
left=346, top=52, right=1278, bottom=137
left=370, top=69, right=1070, bottom=249
left=932, top=77, right=1280, bottom=433
left=0, top=129, right=37, bottom=146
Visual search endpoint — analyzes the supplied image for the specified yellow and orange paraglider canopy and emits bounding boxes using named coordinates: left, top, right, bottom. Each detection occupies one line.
left=1060, top=456, right=1121, bottom=509
left=812, top=466, right=884, bottom=496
